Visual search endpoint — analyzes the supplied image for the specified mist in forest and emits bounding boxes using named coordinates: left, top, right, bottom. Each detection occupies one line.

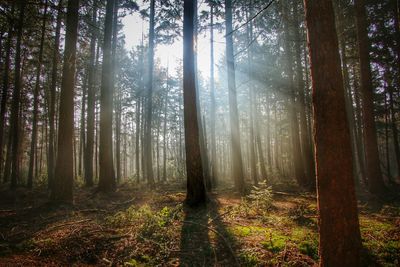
left=0, top=0, right=399, bottom=266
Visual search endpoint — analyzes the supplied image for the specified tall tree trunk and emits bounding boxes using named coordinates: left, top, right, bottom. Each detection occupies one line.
left=354, top=0, right=386, bottom=194
left=282, top=0, right=307, bottom=188
left=183, top=0, right=206, bottom=206
left=0, top=4, right=14, bottom=183
left=209, top=4, right=218, bottom=187
left=79, top=74, right=87, bottom=178
left=304, top=0, right=362, bottom=265
left=48, top=0, right=63, bottom=190
left=112, top=0, right=121, bottom=184
left=51, top=0, right=80, bottom=203
left=145, top=0, right=155, bottom=187
left=84, top=2, right=97, bottom=187
left=28, top=0, right=48, bottom=189
left=225, top=0, right=245, bottom=194
left=162, top=88, right=168, bottom=182
left=247, top=4, right=258, bottom=186
left=98, top=0, right=116, bottom=192
left=135, top=97, right=141, bottom=182
left=10, top=0, right=26, bottom=189
left=293, top=0, right=315, bottom=189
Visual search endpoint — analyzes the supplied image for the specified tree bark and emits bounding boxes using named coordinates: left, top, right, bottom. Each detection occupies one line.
left=98, top=0, right=116, bottom=192
left=304, top=0, right=362, bottom=265
left=51, top=0, right=80, bottom=203
left=183, top=0, right=206, bottom=206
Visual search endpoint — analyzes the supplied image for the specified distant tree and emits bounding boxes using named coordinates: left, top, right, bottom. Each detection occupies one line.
left=225, top=0, right=245, bottom=194
left=51, top=0, right=80, bottom=203
left=354, top=0, right=386, bottom=195
left=183, top=0, right=206, bottom=206
left=304, top=0, right=362, bottom=265
left=48, top=0, right=63, bottom=190
left=28, top=0, right=49, bottom=189
left=85, top=0, right=97, bottom=187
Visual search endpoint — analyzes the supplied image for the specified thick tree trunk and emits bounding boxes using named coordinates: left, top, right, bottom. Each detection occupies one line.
left=354, top=0, right=386, bottom=195
left=225, top=0, right=245, bottom=194
left=304, top=0, right=362, bottom=265
left=98, top=0, right=116, bottom=192
left=51, top=0, right=80, bottom=203
left=48, top=0, right=63, bottom=190
left=183, top=0, right=206, bottom=206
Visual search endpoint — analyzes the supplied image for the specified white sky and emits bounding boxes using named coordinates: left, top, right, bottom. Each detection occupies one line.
left=121, top=3, right=225, bottom=79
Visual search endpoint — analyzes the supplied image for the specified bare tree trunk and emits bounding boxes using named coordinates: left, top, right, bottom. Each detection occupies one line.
left=0, top=4, right=14, bottom=183
left=354, top=0, right=386, bottom=194
left=225, top=0, right=245, bottom=194
left=209, top=4, right=218, bottom=188
left=304, top=0, right=362, bottom=265
left=51, top=0, right=80, bottom=203
left=28, top=0, right=48, bottom=189
left=183, top=0, right=206, bottom=206
left=10, top=0, right=26, bottom=189
left=282, top=0, right=307, bottom=188
left=144, top=0, right=155, bottom=187
left=84, top=1, right=97, bottom=187
left=48, top=0, right=63, bottom=190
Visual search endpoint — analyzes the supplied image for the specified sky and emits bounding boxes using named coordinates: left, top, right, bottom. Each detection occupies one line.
left=120, top=2, right=226, bottom=79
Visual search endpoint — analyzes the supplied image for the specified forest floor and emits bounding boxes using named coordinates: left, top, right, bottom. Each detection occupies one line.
left=0, top=182, right=399, bottom=266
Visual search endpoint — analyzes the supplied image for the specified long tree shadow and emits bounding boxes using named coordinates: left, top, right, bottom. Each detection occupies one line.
left=179, top=196, right=241, bottom=266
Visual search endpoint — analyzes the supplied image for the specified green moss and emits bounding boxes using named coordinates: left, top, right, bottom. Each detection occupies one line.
left=230, top=225, right=266, bottom=237
left=261, top=231, right=287, bottom=253
left=239, top=251, right=260, bottom=266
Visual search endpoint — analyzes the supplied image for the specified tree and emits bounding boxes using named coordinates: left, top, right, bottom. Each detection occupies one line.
left=144, top=0, right=156, bottom=187
left=9, top=0, right=26, bottom=189
left=303, top=0, right=362, bottom=265
left=225, top=0, right=245, bottom=194
left=98, top=0, right=117, bottom=192
left=354, top=0, right=386, bottom=195
left=85, top=0, right=97, bottom=187
left=48, top=0, right=63, bottom=190
left=183, top=0, right=206, bottom=206
left=51, top=0, right=80, bottom=203
left=28, top=0, right=49, bottom=189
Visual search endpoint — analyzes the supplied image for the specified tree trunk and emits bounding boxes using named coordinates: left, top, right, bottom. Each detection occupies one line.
left=183, top=0, right=206, bottom=206
left=28, top=0, right=48, bottom=189
left=225, top=0, right=245, bottom=194
left=51, top=0, right=80, bottom=203
left=354, top=0, right=386, bottom=195
left=282, top=0, right=307, bottom=189
left=48, top=0, right=63, bottom=190
left=98, top=0, right=116, bottom=192
left=209, top=4, right=218, bottom=187
left=0, top=4, right=14, bottom=183
left=293, top=0, right=315, bottom=189
left=304, top=0, right=362, bottom=265
left=144, top=0, right=155, bottom=187
left=10, top=0, right=26, bottom=189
